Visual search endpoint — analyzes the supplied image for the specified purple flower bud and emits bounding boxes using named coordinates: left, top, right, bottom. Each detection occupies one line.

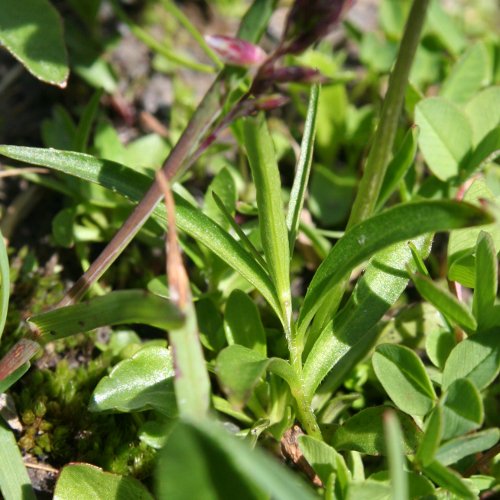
left=252, top=94, right=290, bottom=111
left=205, top=35, right=267, bottom=67
left=279, top=0, right=355, bottom=55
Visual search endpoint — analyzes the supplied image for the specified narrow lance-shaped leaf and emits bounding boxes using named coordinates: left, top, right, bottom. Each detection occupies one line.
left=29, top=290, right=184, bottom=342
left=243, top=115, right=291, bottom=327
left=416, top=406, right=443, bottom=467
left=0, top=420, right=35, bottom=500
left=376, top=125, right=419, bottom=210
left=304, top=236, right=431, bottom=397
left=410, top=272, right=477, bottom=332
left=472, top=231, right=498, bottom=326
left=287, top=84, right=320, bottom=253
left=0, top=146, right=282, bottom=318
left=384, top=411, right=409, bottom=500
left=298, top=200, right=492, bottom=335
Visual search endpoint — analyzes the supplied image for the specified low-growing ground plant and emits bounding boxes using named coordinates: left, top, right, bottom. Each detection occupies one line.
left=0, top=0, right=499, bottom=498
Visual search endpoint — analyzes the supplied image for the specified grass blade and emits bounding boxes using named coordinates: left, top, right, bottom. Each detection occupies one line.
left=287, top=84, right=320, bottom=253
left=74, top=88, right=103, bottom=153
left=0, top=419, right=35, bottom=500
left=243, top=115, right=291, bottom=326
left=0, top=146, right=281, bottom=318
left=384, top=410, right=409, bottom=500
left=298, top=200, right=493, bottom=335
left=29, top=290, right=184, bottom=342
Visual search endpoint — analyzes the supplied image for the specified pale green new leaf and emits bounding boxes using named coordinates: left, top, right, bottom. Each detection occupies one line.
left=243, top=115, right=290, bottom=325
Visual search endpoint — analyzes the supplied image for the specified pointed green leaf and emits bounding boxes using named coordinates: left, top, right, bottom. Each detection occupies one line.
left=54, top=463, right=153, bottom=500
left=441, top=378, right=483, bottom=440
left=298, top=200, right=492, bottom=334
left=89, top=345, right=176, bottom=416
left=422, top=460, right=474, bottom=499
left=243, top=115, right=290, bottom=324
left=0, top=419, right=35, bottom=500
left=331, top=406, right=422, bottom=456
left=204, top=167, right=236, bottom=230
left=372, top=344, right=436, bottom=416
left=442, top=330, right=500, bottom=391
left=304, top=237, right=431, bottom=397
left=436, top=428, right=499, bottom=466
left=411, top=273, right=477, bottom=332
left=384, top=411, right=409, bottom=500
left=0, top=146, right=281, bottom=317
left=156, top=420, right=316, bottom=500
left=463, top=126, right=500, bottom=175
left=29, top=290, right=184, bottom=342
left=377, top=125, right=419, bottom=210
left=416, top=406, right=443, bottom=466
left=224, top=290, right=267, bottom=356
left=415, top=97, right=472, bottom=180
left=287, top=84, right=320, bottom=252
left=472, top=231, right=498, bottom=326
left=0, top=0, right=69, bottom=86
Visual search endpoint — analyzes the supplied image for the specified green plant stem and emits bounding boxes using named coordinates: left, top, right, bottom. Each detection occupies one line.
left=347, top=0, right=430, bottom=229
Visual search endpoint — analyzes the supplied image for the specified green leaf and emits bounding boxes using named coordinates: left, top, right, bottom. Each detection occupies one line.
left=156, top=419, right=316, bottom=500
left=410, top=273, right=477, bottom=332
left=0, top=363, right=30, bottom=394
left=243, top=115, right=291, bottom=324
left=345, top=480, right=391, bottom=500
left=0, top=228, right=10, bottom=340
left=0, top=146, right=282, bottom=317
left=0, top=0, right=69, bottom=86
left=331, top=406, right=422, bottom=455
left=304, top=237, right=431, bottom=397
left=448, top=252, right=476, bottom=288
left=463, top=126, right=500, bottom=175
left=52, top=207, right=76, bottom=247
left=0, top=419, right=35, bottom=500
left=441, top=378, right=483, bottom=440
left=169, top=300, right=211, bottom=421
left=377, top=125, right=419, bottom=210
left=415, top=97, right=472, bottom=180
left=465, top=86, right=500, bottom=145
left=440, top=42, right=489, bottom=104
left=89, top=345, right=176, bottom=416
left=442, top=330, right=500, bottom=391
left=204, top=167, right=237, bottom=230
left=435, top=428, right=500, bottom=466
left=426, top=0, right=466, bottom=56
left=287, top=84, right=320, bottom=252
left=472, top=232, right=498, bottom=327
left=297, top=435, right=350, bottom=487
left=29, top=290, right=184, bottom=342
left=384, top=411, right=409, bottom=500
left=53, top=463, right=153, bottom=500
left=224, top=290, right=267, bottom=356
left=425, top=328, right=456, bottom=370
left=298, top=200, right=492, bottom=334
left=422, top=460, right=474, bottom=499
left=216, top=344, right=295, bottom=407
left=416, top=406, right=443, bottom=466
left=74, top=88, right=103, bottom=153
left=372, top=344, right=436, bottom=416
left=448, top=177, right=500, bottom=268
